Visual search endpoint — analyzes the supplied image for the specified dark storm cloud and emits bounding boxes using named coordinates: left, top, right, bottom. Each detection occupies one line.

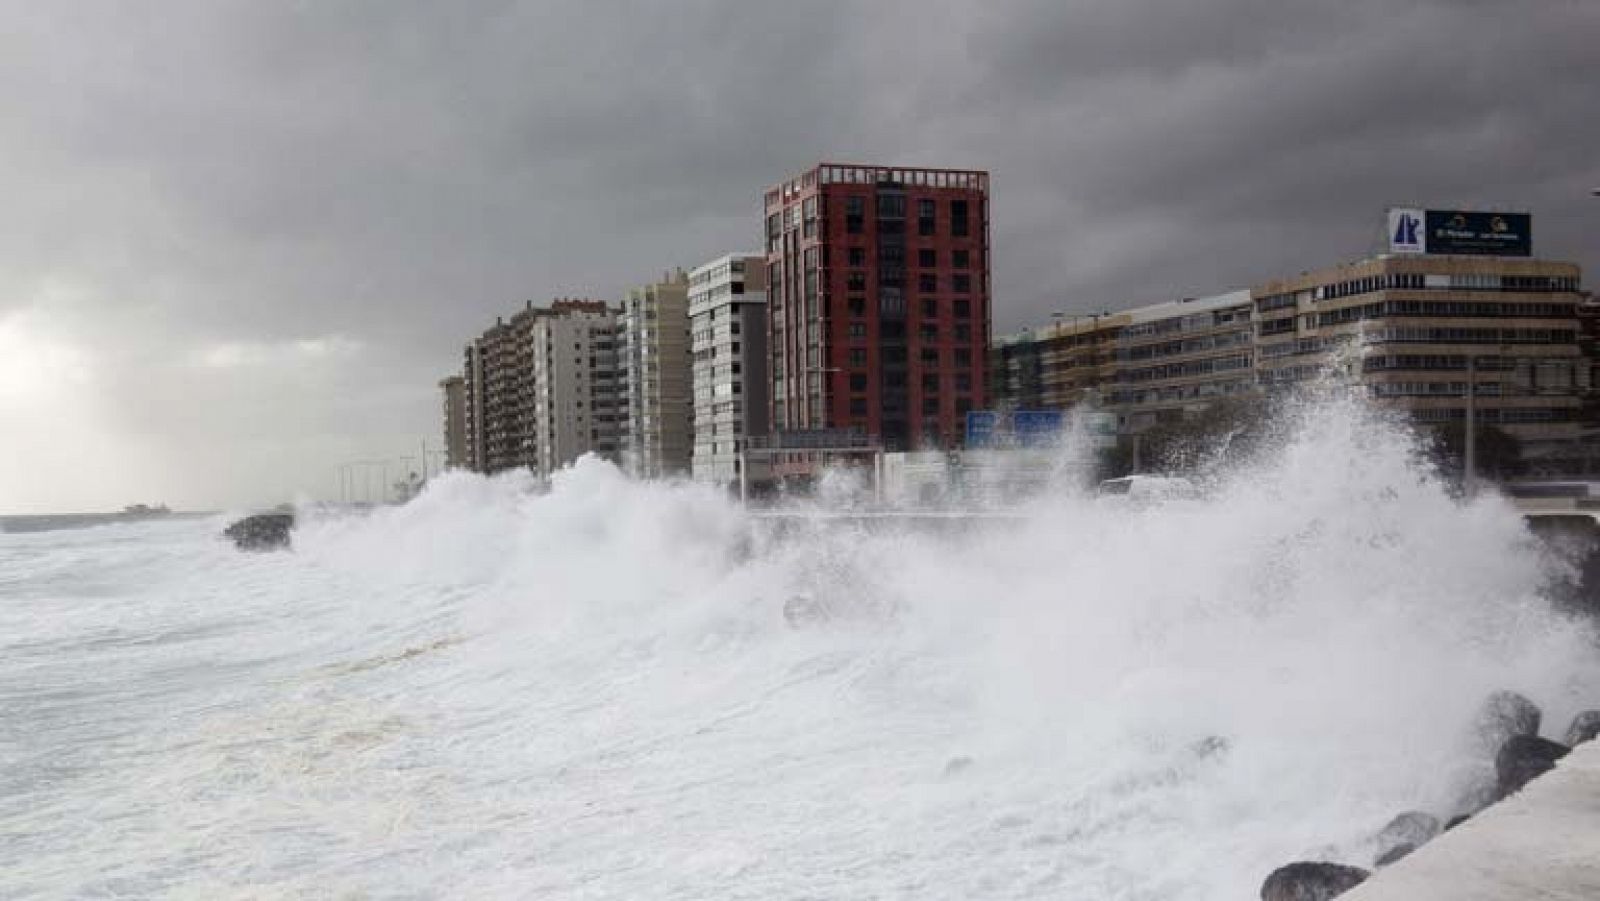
left=0, top=0, right=1595, bottom=511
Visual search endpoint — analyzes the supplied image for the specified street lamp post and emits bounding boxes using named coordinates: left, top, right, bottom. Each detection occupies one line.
left=1464, top=355, right=1477, bottom=498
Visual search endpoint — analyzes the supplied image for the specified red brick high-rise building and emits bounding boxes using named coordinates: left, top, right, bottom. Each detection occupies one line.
left=763, top=163, right=991, bottom=451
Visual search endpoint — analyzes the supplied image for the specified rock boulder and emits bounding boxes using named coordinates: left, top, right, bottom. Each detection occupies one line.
left=1494, top=734, right=1569, bottom=800
left=1563, top=710, right=1600, bottom=747
left=1474, top=690, right=1542, bottom=754
left=1373, top=810, right=1439, bottom=865
left=1373, top=843, right=1414, bottom=867
left=223, top=513, right=294, bottom=551
left=1260, top=862, right=1369, bottom=901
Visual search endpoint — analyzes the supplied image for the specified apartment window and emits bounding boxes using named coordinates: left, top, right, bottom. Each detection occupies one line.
left=953, top=250, right=969, bottom=269
left=955, top=373, right=972, bottom=392
left=877, top=194, right=906, bottom=218
left=848, top=296, right=867, bottom=317
left=850, top=398, right=868, bottom=416
left=951, top=200, right=969, bottom=237
left=917, top=198, right=935, bottom=236
left=953, top=299, right=971, bottom=319
left=920, top=324, right=939, bottom=342
left=845, top=196, right=865, bottom=233
left=849, top=373, right=868, bottom=392
left=955, top=323, right=971, bottom=342
left=918, top=248, right=936, bottom=267
left=847, top=271, right=867, bottom=291
left=849, top=348, right=868, bottom=366
left=848, top=322, right=868, bottom=340
left=848, top=247, right=866, bottom=267
left=802, top=196, right=818, bottom=239
left=922, top=374, right=940, bottom=392
left=918, top=273, right=937, bottom=293
left=922, top=398, right=940, bottom=415
left=955, top=348, right=972, bottom=367
left=920, top=348, right=939, bottom=366
left=922, top=299, right=938, bottom=318
left=953, top=273, right=972, bottom=293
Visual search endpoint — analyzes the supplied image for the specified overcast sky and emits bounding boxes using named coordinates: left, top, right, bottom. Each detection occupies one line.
left=2, top=0, right=1596, bottom=513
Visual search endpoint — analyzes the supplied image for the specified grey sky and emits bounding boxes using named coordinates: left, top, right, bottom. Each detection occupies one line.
left=2, top=0, right=1596, bottom=513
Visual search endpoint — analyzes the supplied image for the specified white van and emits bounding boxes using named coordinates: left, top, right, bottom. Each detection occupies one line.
left=1096, top=475, right=1200, bottom=502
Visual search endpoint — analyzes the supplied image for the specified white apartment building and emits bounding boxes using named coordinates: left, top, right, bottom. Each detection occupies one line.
left=531, top=300, right=623, bottom=478
left=620, top=270, right=693, bottom=478
left=689, top=254, right=769, bottom=489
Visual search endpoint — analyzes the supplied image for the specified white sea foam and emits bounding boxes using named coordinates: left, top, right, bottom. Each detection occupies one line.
left=2, top=392, right=1595, bottom=899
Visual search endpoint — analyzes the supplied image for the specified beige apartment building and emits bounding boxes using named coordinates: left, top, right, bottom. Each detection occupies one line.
left=689, top=254, right=769, bottom=489
left=530, top=300, right=622, bottom=477
left=462, top=314, right=526, bottom=474
left=1254, top=255, right=1586, bottom=448
left=992, top=210, right=1589, bottom=471
left=991, top=291, right=1254, bottom=432
left=439, top=375, right=468, bottom=470
left=1106, top=291, right=1255, bottom=430
left=460, top=298, right=622, bottom=478
left=620, top=270, right=693, bottom=478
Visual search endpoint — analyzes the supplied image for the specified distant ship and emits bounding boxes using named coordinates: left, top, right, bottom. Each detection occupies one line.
left=120, top=503, right=172, bottom=519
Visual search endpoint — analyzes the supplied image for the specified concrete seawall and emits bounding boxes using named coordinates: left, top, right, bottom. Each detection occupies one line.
left=1342, top=740, right=1600, bottom=900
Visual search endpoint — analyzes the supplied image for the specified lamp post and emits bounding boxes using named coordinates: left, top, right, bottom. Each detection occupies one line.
left=1464, top=355, right=1477, bottom=498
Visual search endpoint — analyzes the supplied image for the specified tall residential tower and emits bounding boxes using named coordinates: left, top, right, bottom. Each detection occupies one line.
left=688, top=254, right=769, bottom=488
left=620, top=270, right=693, bottom=478
left=763, top=163, right=991, bottom=452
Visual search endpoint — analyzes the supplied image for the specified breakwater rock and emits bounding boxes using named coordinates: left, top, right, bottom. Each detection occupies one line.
left=1261, top=689, right=1593, bottom=897
left=223, top=513, right=294, bottom=551
left=1260, top=862, right=1369, bottom=900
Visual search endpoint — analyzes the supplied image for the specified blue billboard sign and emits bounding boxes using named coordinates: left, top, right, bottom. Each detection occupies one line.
left=965, top=410, right=1065, bottom=448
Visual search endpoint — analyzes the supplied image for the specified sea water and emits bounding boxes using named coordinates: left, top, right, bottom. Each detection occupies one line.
left=3, top=395, right=1597, bottom=899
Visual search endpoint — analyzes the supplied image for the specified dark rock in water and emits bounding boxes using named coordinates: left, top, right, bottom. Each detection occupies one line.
left=1260, top=862, right=1368, bottom=901
left=1564, top=710, right=1600, bottom=747
left=1494, top=734, right=1569, bottom=799
left=1373, top=843, right=1414, bottom=867
left=1474, top=690, right=1542, bottom=754
left=1374, top=810, right=1439, bottom=862
left=943, top=756, right=974, bottom=776
left=224, top=513, right=294, bottom=551
left=1444, top=814, right=1470, bottom=831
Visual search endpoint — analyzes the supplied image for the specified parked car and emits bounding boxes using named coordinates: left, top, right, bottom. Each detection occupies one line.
left=1096, top=475, right=1201, bottom=502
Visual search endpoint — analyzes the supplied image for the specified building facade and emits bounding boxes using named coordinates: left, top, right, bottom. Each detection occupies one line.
left=462, top=341, right=486, bottom=471
left=991, top=214, right=1590, bottom=473
left=1108, top=292, right=1255, bottom=431
left=763, top=163, right=991, bottom=452
left=459, top=299, right=623, bottom=478
left=1255, top=254, right=1588, bottom=452
left=440, top=375, right=468, bottom=470
left=992, top=311, right=1132, bottom=413
left=461, top=315, right=527, bottom=474
left=689, top=254, right=770, bottom=488
left=530, top=299, right=622, bottom=478
left=620, top=270, right=693, bottom=478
